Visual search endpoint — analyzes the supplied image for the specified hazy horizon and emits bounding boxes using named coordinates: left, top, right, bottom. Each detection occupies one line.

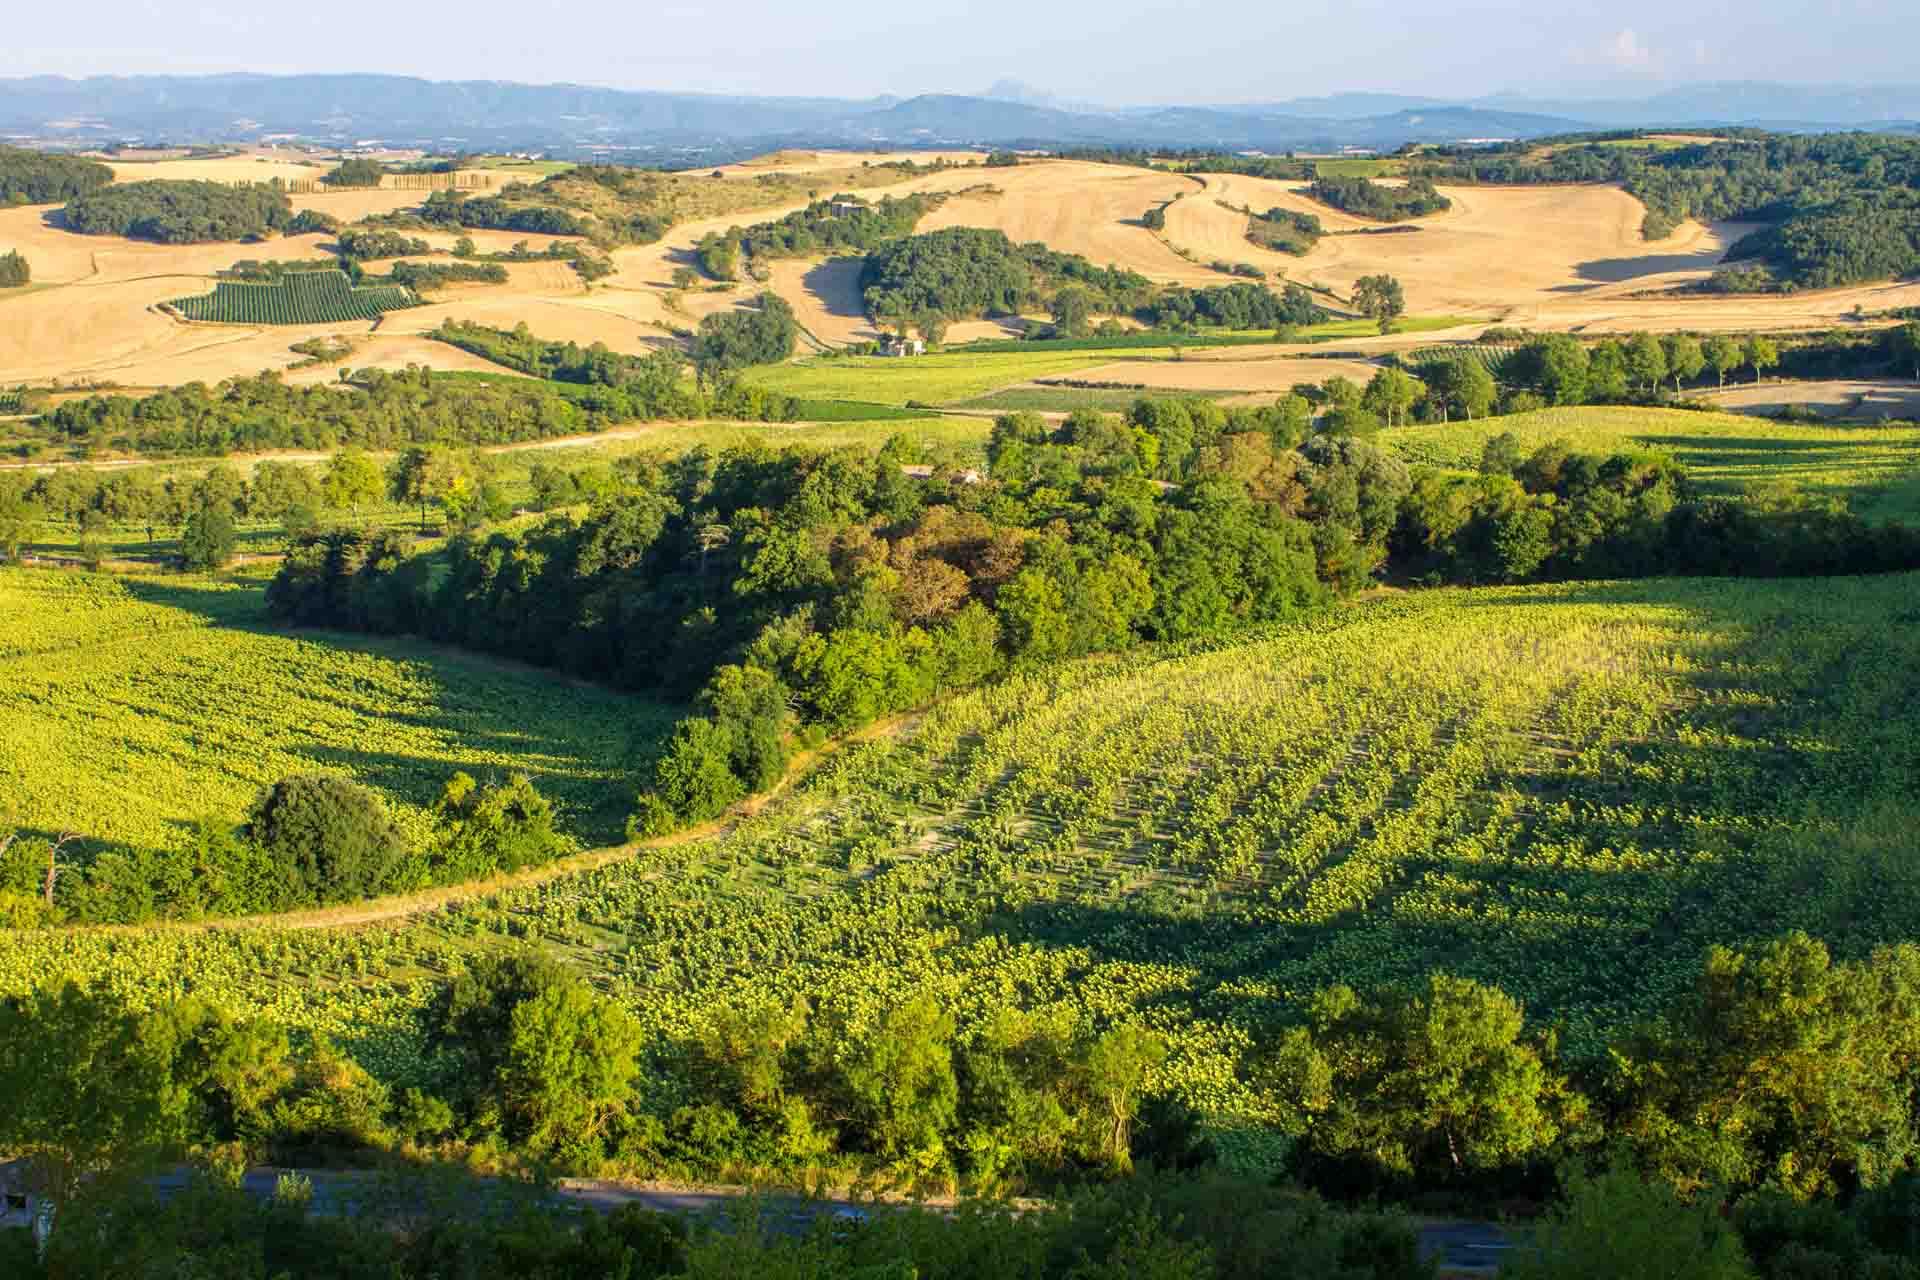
left=5, top=0, right=1915, bottom=107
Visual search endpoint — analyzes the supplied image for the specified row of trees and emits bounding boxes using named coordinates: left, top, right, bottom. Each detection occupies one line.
left=3, top=932, right=1917, bottom=1278
left=29, top=357, right=800, bottom=458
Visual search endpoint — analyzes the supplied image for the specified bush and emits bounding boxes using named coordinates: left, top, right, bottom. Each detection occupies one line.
left=1501, top=1166, right=1757, bottom=1280
left=246, top=775, right=410, bottom=906
left=178, top=505, right=237, bottom=570
left=0, top=250, right=28, bottom=287
left=429, top=772, right=563, bottom=881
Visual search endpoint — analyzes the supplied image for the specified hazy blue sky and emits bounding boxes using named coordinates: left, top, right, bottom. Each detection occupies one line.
left=5, top=0, right=1914, bottom=102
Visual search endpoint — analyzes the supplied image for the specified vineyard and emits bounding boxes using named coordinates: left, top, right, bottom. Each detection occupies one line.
left=1379, top=404, right=1920, bottom=518
left=1404, top=342, right=1519, bottom=376
left=0, top=569, right=665, bottom=851
left=168, top=269, right=420, bottom=325
left=8, top=573, right=1917, bottom=1152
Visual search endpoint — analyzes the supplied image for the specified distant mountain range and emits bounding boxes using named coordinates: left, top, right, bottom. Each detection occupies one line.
left=4, top=74, right=1919, bottom=161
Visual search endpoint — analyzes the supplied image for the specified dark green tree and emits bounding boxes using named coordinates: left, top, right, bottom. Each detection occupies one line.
left=246, top=774, right=410, bottom=906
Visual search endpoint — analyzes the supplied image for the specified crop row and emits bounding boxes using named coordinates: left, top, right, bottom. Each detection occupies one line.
left=169, top=269, right=420, bottom=325
left=4, top=573, right=1917, bottom=1135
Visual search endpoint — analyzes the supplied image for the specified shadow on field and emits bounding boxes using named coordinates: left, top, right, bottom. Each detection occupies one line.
left=114, top=577, right=664, bottom=847
left=974, top=573, right=1920, bottom=1043
left=1573, top=242, right=1728, bottom=283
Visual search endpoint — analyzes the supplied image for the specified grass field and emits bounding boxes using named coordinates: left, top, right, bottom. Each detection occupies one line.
left=747, top=351, right=1126, bottom=405
left=954, top=385, right=1226, bottom=413
left=1380, top=405, right=1920, bottom=521
left=6, top=574, right=1916, bottom=1136
left=0, top=569, right=668, bottom=852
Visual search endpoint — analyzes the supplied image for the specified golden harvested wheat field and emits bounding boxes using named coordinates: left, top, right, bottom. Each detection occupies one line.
left=916, top=161, right=1222, bottom=284
left=5, top=150, right=1920, bottom=394
left=100, top=154, right=332, bottom=185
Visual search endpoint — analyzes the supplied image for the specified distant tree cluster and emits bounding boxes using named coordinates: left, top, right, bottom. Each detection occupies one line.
left=0, top=144, right=113, bottom=204
left=691, top=292, right=800, bottom=374
left=1139, top=280, right=1325, bottom=330
left=859, top=226, right=1154, bottom=331
left=705, top=192, right=945, bottom=272
left=418, top=189, right=590, bottom=237
left=335, top=228, right=430, bottom=259
left=0, top=249, right=28, bottom=287
left=59, top=180, right=293, bottom=243
left=319, top=156, right=385, bottom=188
left=1306, top=175, right=1451, bottom=221
left=1245, top=206, right=1324, bottom=254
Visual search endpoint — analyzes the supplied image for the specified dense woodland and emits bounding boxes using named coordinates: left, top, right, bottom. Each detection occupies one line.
left=697, top=192, right=947, bottom=280
left=0, top=144, right=113, bottom=204
left=59, top=179, right=294, bottom=243
left=859, top=227, right=1157, bottom=329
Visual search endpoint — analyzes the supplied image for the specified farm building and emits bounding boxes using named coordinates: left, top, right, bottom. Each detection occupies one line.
left=1, top=1159, right=46, bottom=1246
left=878, top=335, right=925, bottom=357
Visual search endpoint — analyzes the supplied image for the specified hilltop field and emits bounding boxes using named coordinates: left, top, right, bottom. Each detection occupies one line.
left=5, top=143, right=1920, bottom=400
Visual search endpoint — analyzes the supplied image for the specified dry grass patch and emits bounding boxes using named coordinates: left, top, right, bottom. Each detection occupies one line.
left=1703, top=379, right=1920, bottom=422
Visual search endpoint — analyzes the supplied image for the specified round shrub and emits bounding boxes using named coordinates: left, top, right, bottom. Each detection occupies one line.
left=247, top=774, right=408, bottom=906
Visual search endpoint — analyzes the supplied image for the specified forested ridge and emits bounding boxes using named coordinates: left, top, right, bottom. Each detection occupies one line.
left=0, top=144, right=113, bottom=204
left=1413, top=132, right=1920, bottom=287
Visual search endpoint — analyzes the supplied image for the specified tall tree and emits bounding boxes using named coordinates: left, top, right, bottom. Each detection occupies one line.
left=1269, top=974, right=1578, bottom=1183
left=1361, top=367, right=1421, bottom=428
left=1891, top=320, right=1920, bottom=382
left=1745, top=335, right=1780, bottom=383
left=0, top=985, right=185, bottom=1214
left=1704, top=335, right=1743, bottom=388
left=1624, top=332, right=1668, bottom=393
left=321, top=448, right=383, bottom=520
left=1663, top=334, right=1706, bottom=391
left=1352, top=275, right=1406, bottom=334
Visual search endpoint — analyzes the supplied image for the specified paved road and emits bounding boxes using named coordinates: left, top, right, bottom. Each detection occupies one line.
left=154, top=1166, right=1514, bottom=1265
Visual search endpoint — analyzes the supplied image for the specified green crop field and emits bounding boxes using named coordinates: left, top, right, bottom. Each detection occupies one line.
left=955, top=385, right=1225, bottom=413
left=0, top=569, right=669, bottom=853
left=8, top=574, right=1916, bottom=1143
left=1380, top=405, right=1920, bottom=520
left=169, top=270, right=421, bottom=325
left=748, top=351, right=1125, bottom=406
